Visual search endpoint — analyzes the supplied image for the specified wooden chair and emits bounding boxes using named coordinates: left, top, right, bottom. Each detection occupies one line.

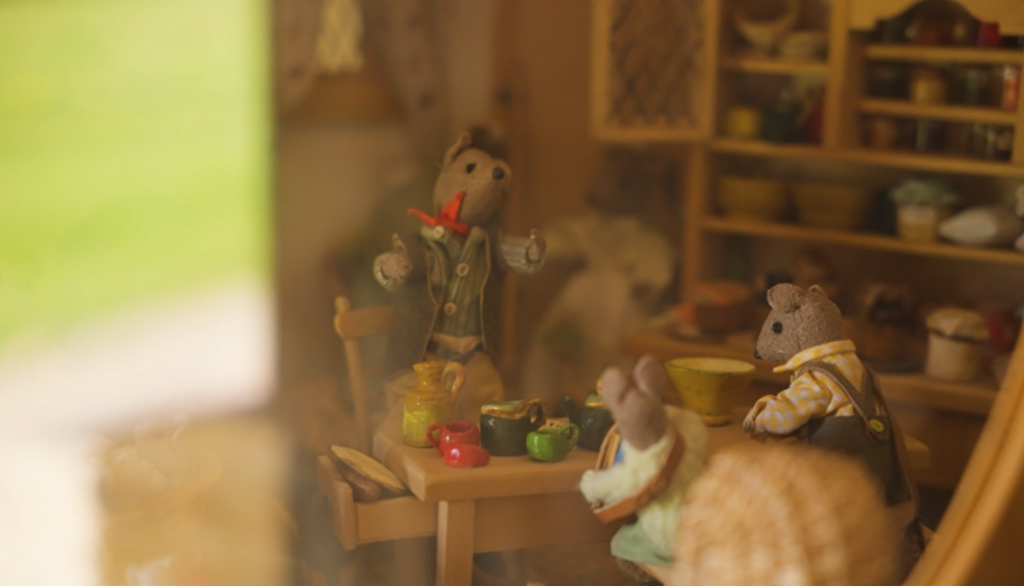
left=330, top=298, right=437, bottom=586
left=332, top=296, right=394, bottom=455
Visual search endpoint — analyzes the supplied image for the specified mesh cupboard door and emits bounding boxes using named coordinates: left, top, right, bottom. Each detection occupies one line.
left=590, top=0, right=722, bottom=142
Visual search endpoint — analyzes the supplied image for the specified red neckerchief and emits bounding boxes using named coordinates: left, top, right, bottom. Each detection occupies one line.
left=407, top=192, right=471, bottom=236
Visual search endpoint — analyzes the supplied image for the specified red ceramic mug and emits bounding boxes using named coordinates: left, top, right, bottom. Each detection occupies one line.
left=443, top=444, right=490, bottom=468
left=426, top=421, right=480, bottom=455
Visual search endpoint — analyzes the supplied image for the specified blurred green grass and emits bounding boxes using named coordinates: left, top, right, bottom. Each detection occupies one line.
left=0, top=0, right=270, bottom=347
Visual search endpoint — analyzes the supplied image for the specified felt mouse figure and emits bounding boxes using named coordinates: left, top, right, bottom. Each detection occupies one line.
left=743, top=283, right=924, bottom=578
left=579, top=354, right=707, bottom=579
left=374, top=131, right=545, bottom=422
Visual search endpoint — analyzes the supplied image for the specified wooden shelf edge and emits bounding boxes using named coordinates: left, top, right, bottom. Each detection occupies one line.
left=860, top=98, right=1018, bottom=125
left=864, top=44, right=1024, bottom=65
left=841, top=149, right=1024, bottom=177
left=623, top=332, right=996, bottom=416
left=709, top=138, right=1024, bottom=177
left=711, top=138, right=828, bottom=157
left=722, top=56, right=829, bottom=76
left=879, top=373, right=996, bottom=416
left=592, top=125, right=710, bottom=143
left=701, top=217, right=1024, bottom=267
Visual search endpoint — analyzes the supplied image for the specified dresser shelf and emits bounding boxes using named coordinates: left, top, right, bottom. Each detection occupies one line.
left=859, top=98, right=1018, bottom=125
left=702, top=217, right=1024, bottom=266
left=863, top=44, right=1024, bottom=65
left=711, top=138, right=1024, bottom=177
left=721, top=56, right=829, bottom=76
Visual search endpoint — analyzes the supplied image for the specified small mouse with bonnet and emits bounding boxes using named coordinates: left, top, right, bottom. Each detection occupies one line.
left=579, top=355, right=707, bottom=581
left=374, top=131, right=545, bottom=422
left=744, top=283, right=924, bottom=578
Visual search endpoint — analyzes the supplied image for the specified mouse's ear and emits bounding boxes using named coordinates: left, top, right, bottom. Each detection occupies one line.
left=443, top=131, right=473, bottom=167
left=808, top=284, right=829, bottom=299
left=766, top=283, right=804, bottom=313
left=598, top=366, right=629, bottom=404
left=633, top=354, right=669, bottom=402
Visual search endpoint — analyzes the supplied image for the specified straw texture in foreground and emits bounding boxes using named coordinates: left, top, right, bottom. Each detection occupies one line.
left=672, top=445, right=899, bottom=586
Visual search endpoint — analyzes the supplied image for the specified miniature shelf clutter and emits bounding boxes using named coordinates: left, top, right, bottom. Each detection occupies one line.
left=591, top=0, right=1024, bottom=488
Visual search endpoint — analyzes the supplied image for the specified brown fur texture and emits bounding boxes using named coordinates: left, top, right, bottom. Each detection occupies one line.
left=599, top=354, right=670, bottom=450
left=374, top=132, right=528, bottom=289
left=374, top=132, right=545, bottom=377
left=755, top=284, right=845, bottom=364
left=433, top=131, right=512, bottom=227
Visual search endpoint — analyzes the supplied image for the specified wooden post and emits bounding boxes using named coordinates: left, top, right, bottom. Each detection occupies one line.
left=336, top=297, right=371, bottom=454
left=590, top=0, right=612, bottom=138
left=823, top=0, right=854, bottom=150
left=1013, top=62, right=1024, bottom=165
left=494, top=0, right=529, bottom=380
left=436, top=500, right=476, bottom=586
left=682, top=145, right=709, bottom=300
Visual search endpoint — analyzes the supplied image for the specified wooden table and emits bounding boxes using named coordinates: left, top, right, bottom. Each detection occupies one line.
left=318, top=409, right=929, bottom=586
left=369, top=412, right=615, bottom=586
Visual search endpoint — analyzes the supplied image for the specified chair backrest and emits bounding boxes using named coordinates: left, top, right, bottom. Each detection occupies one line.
left=333, top=296, right=394, bottom=454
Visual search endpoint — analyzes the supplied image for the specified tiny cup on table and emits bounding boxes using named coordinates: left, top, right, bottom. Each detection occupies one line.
left=526, top=423, right=581, bottom=463
left=426, top=421, right=481, bottom=454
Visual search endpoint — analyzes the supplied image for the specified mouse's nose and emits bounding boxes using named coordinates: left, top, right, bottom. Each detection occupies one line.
left=492, top=167, right=505, bottom=180
left=754, top=350, right=762, bottom=360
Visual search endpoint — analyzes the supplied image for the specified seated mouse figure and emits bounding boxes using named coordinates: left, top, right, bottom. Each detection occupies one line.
left=579, top=355, right=707, bottom=581
left=743, top=283, right=923, bottom=577
left=374, top=131, right=545, bottom=422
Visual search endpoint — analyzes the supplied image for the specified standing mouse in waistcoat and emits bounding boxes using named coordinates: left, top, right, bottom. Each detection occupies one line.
left=743, top=283, right=924, bottom=579
left=374, top=131, right=545, bottom=423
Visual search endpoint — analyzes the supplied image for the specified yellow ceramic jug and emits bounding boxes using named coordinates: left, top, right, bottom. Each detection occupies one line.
left=402, top=361, right=466, bottom=447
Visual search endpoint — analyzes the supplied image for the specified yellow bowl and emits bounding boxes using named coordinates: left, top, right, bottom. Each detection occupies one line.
left=664, top=357, right=756, bottom=426
left=791, top=182, right=873, bottom=231
left=717, top=175, right=789, bottom=222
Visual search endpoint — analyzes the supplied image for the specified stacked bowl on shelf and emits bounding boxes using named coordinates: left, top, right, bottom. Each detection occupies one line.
left=717, top=175, right=872, bottom=231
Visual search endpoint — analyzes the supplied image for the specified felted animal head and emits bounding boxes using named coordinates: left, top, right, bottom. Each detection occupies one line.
left=755, top=284, right=846, bottom=364
left=599, top=354, right=670, bottom=450
left=433, top=131, right=512, bottom=227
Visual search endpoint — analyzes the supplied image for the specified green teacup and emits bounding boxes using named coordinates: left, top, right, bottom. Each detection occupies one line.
left=526, top=423, right=580, bottom=462
left=480, top=399, right=545, bottom=456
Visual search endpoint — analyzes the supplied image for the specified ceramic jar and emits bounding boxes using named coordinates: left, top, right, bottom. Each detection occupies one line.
left=724, top=106, right=763, bottom=140
left=867, top=116, right=901, bottom=150
left=868, top=64, right=908, bottom=99
left=480, top=399, right=545, bottom=456
left=912, top=119, right=944, bottom=152
left=561, top=389, right=614, bottom=452
left=955, top=66, right=991, bottom=106
left=762, top=97, right=800, bottom=143
left=402, top=361, right=466, bottom=447
left=925, top=308, right=989, bottom=382
left=977, top=22, right=1002, bottom=47
left=896, top=205, right=952, bottom=242
left=999, top=65, right=1020, bottom=112
left=910, top=68, right=949, bottom=104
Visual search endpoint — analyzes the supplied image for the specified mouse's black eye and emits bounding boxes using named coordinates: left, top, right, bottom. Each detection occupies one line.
left=466, top=163, right=476, bottom=173
left=772, top=322, right=783, bottom=334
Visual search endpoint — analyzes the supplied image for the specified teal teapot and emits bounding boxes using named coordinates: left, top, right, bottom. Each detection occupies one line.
left=560, top=387, right=614, bottom=452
